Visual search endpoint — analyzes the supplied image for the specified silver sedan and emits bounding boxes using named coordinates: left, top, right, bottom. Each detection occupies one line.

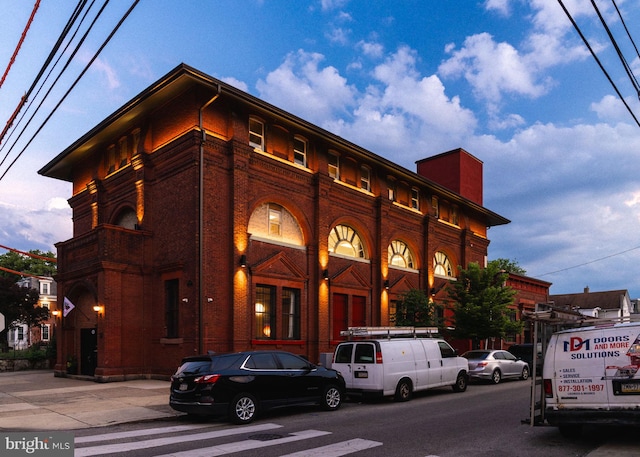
left=462, top=349, right=529, bottom=384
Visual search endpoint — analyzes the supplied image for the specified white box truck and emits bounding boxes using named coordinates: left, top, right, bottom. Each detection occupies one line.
left=543, top=321, right=640, bottom=436
left=332, top=327, right=469, bottom=401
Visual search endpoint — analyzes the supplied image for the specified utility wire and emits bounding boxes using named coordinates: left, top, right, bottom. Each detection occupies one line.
left=0, top=0, right=88, bottom=159
left=590, top=0, right=640, bottom=97
left=536, top=244, right=640, bottom=277
left=557, top=0, right=640, bottom=127
left=0, top=0, right=41, bottom=89
left=0, top=0, right=96, bottom=162
left=0, top=0, right=99, bottom=170
left=0, top=0, right=140, bottom=182
left=610, top=0, right=640, bottom=63
left=0, top=244, right=57, bottom=262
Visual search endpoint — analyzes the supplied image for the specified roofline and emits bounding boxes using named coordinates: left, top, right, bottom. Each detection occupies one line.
left=39, top=63, right=509, bottom=227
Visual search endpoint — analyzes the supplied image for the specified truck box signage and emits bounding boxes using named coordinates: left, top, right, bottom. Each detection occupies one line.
left=553, top=328, right=640, bottom=399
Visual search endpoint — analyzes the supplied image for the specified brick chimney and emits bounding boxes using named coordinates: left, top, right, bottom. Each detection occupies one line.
left=416, top=148, right=483, bottom=205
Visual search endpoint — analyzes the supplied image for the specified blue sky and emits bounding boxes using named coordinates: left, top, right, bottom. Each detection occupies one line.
left=2, top=0, right=640, bottom=298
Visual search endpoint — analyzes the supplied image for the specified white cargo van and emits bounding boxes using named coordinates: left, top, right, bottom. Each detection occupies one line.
left=332, top=327, right=469, bottom=401
left=543, top=322, right=640, bottom=436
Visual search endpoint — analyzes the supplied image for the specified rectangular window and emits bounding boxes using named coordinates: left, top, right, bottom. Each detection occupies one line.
left=118, top=137, right=128, bottom=167
left=452, top=206, right=459, bottom=226
left=41, top=324, right=50, bottom=342
left=431, top=196, right=439, bottom=218
left=249, top=118, right=264, bottom=150
left=388, top=180, right=396, bottom=201
left=41, top=282, right=49, bottom=295
left=165, top=279, right=179, bottom=338
left=360, top=166, right=371, bottom=191
left=17, top=327, right=24, bottom=341
left=268, top=204, right=282, bottom=236
left=107, top=145, right=116, bottom=174
left=328, top=153, right=340, bottom=179
left=411, top=188, right=420, bottom=210
left=293, top=137, right=307, bottom=166
left=255, top=285, right=275, bottom=339
left=282, top=288, right=300, bottom=339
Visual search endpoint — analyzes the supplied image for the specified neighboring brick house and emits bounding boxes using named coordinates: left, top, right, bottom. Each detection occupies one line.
left=8, top=277, right=57, bottom=349
left=39, top=64, right=509, bottom=381
left=550, top=287, right=633, bottom=321
left=506, top=273, right=551, bottom=346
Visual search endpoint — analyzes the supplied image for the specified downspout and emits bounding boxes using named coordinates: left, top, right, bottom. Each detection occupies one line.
left=198, top=86, right=221, bottom=354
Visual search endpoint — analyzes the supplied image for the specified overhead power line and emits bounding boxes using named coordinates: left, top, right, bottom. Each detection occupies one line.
left=0, top=244, right=57, bottom=262
left=0, top=0, right=41, bottom=90
left=0, top=265, right=51, bottom=280
left=556, top=0, right=640, bottom=128
left=536, top=244, right=640, bottom=277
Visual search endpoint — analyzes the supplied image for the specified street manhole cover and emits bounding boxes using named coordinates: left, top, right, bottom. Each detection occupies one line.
left=248, top=433, right=285, bottom=441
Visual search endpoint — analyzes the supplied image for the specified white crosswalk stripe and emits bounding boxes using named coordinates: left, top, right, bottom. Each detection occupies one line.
left=73, top=421, right=383, bottom=457
left=75, top=423, right=283, bottom=457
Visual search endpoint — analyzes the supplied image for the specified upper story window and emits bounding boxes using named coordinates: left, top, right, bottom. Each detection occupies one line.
left=389, top=181, right=397, bottom=202
left=452, top=206, right=459, bottom=226
left=431, top=196, right=439, bottom=218
left=434, top=251, right=454, bottom=278
left=293, top=136, right=307, bottom=167
left=360, top=166, right=371, bottom=192
left=41, top=282, right=50, bottom=295
left=328, top=152, right=340, bottom=180
left=269, top=204, right=282, bottom=236
left=388, top=240, right=415, bottom=269
left=411, top=188, right=420, bottom=210
left=248, top=203, right=304, bottom=245
left=329, top=224, right=366, bottom=258
left=249, top=118, right=265, bottom=150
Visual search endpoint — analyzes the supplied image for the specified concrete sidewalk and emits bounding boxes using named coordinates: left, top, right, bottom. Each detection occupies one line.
left=0, top=370, right=181, bottom=431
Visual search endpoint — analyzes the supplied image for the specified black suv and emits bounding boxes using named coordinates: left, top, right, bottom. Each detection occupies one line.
left=507, top=343, right=542, bottom=374
left=169, top=350, right=345, bottom=424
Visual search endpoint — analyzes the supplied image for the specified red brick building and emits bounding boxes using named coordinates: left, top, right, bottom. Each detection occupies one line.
left=39, top=64, right=509, bottom=381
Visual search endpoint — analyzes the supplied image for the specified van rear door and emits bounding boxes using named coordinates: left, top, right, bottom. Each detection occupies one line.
left=333, top=341, right=381, bottom=393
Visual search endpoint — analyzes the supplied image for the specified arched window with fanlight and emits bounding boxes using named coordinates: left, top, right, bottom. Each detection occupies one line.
left=388, top=240, right=415, bottom=269
left=434, top=251, right=455, bottom=278
left=328, top=224, right=366, bottom=258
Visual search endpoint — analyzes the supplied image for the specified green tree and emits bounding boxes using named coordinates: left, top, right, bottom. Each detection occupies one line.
left=0, top=277, right=49, bottom=346
left=448, top=262, right=522, bottom=349
left=394, top=288, right=442, bottom=328
left=0, top=250, right=57, bottom=280
left=489, top=258, right=526, bottom=275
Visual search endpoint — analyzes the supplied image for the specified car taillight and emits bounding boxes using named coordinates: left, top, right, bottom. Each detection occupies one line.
left=477, top=362, right=488, bottom=367
left=544, top=379, right=553, bottom=398
left=194, top=374, right=220, bottom=384
left=376, top=351, right=383, bottom=364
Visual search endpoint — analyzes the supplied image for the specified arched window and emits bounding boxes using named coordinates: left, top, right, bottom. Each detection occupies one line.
left=113, top=208, right=137, bottom=229
left=328, top=225, right=365, bottom=258
left=388, top=240, right=415, bottom=269
left=434, top=251, right=454, bottom=277
left=248, top=203, right=304, bottom=245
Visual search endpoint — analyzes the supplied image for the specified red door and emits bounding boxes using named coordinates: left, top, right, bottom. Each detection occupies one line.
left=333, top=294, right=348, bottom=340
left=352, top=295, right=366, bottom=327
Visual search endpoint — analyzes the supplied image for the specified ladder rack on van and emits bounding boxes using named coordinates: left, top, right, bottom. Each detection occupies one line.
left=340, top=326, right=438, bottom=339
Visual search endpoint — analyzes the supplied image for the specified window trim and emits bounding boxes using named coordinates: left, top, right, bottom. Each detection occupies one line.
left=360, top=166, right=371, bottom=192
left=328, top=152, right=340, bottom=180
left=293, top=136, right=307, bottom=167
left=249, top=117, right=265, bottom=150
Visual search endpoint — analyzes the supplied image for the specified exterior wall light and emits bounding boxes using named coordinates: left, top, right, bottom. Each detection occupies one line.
left=240, top=254, right=247, bottom=268
left=322, top=269, right=329, bottom=281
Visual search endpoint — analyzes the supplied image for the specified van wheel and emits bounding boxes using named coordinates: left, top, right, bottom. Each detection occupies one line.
left=394, top=379, right=412, bottom=402
left=452, top=372, right=468, bottom=392
left=491, top=369, right=502, bottom=384
left=321, top=384, right=342, bottom=411
left=520, top=366, right=530, bottom=380
left=229, top=393, right=257, bottom=424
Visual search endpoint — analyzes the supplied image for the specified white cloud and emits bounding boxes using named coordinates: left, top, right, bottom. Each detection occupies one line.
left=357, top=40, right=384, bottom=59
left=484, top=0, right=511, bottom=16
left=256, top=50, right=357, bottom=125
left=439, top=32, right=550, bottom=103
